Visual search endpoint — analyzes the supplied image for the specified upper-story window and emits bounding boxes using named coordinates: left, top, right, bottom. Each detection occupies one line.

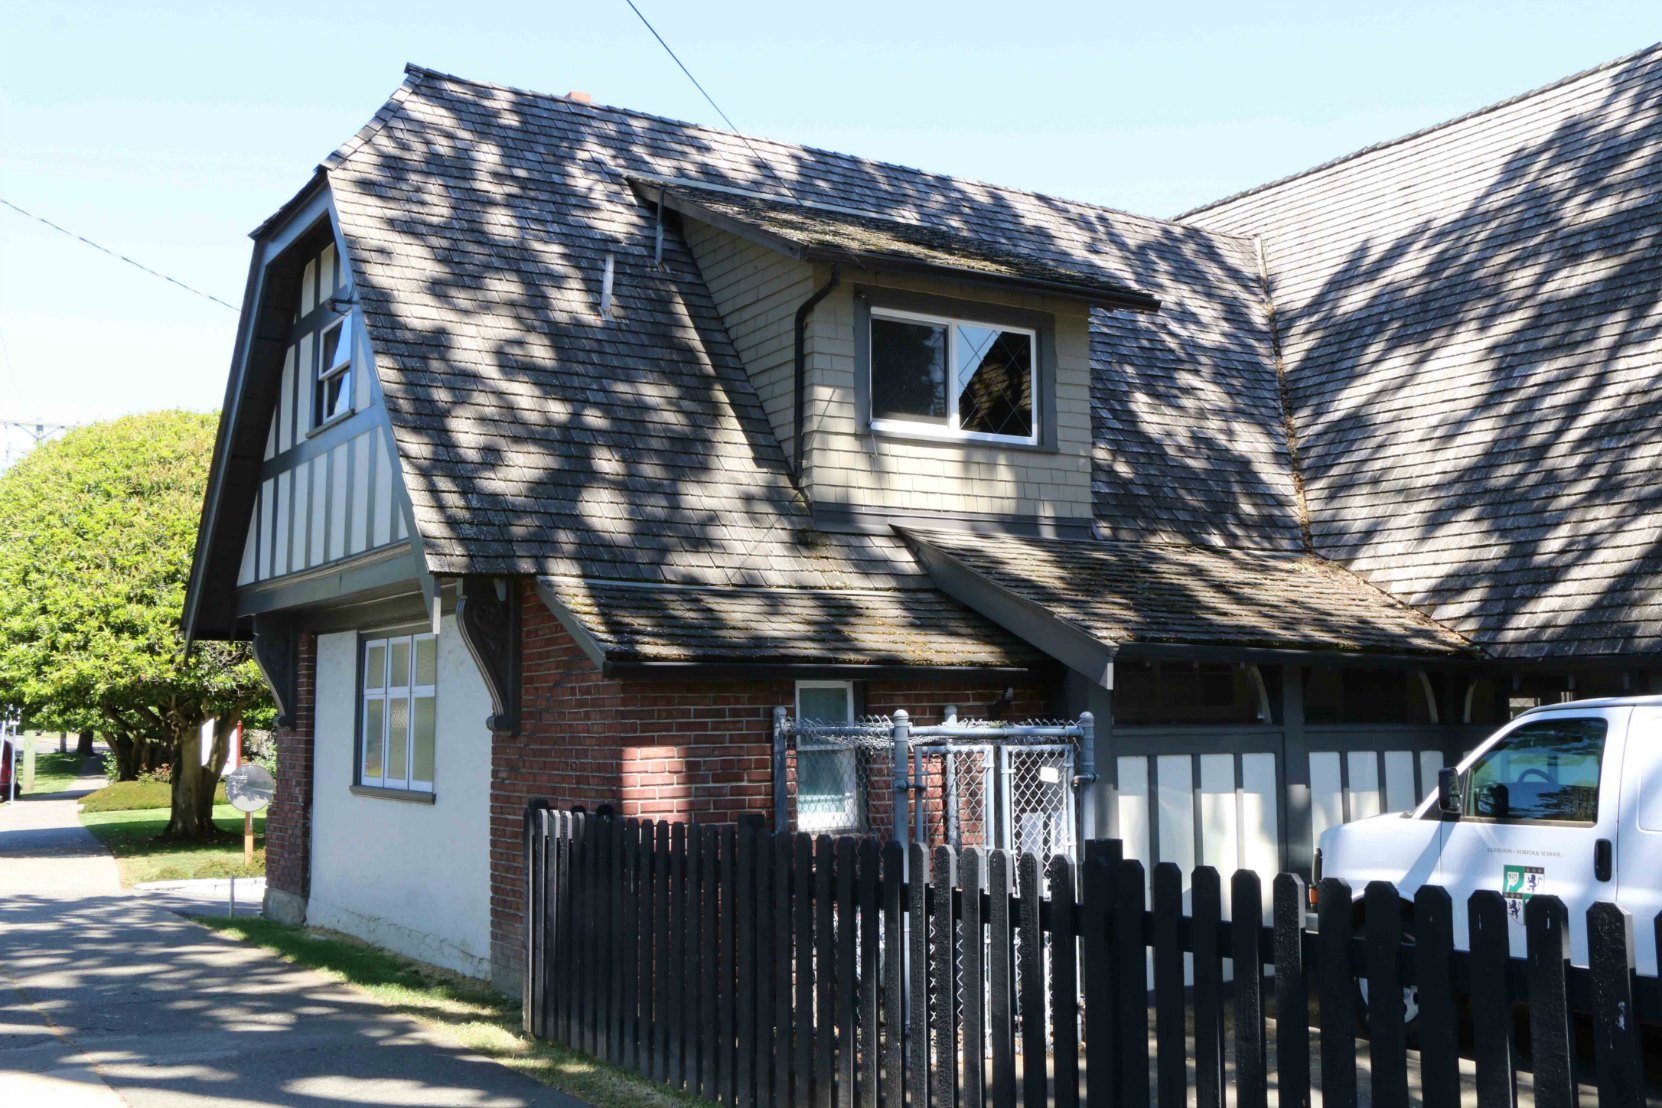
left=314, top=314, right=354, bottom=428
left=869, top=307, right=1037, bottom=444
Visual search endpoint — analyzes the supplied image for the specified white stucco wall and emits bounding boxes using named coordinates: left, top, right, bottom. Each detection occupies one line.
left=308, top=616, right=492, bottom=977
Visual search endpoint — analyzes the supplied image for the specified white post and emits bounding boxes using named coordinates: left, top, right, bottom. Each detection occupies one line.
left=229, top=876, right=236, bottom=917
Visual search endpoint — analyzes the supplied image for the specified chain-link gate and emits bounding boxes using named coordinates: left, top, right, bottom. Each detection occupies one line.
left=773, top=708, right=1097, bottom=1064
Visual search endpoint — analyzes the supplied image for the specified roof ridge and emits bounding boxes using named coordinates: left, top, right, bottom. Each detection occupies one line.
left=1175, top=40, right=1662, bottom=221
left=398, top=62, right=1259, bottom=249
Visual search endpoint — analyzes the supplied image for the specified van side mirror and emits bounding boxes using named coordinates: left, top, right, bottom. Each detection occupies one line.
left=1437, top=767, right=1462, bottom=816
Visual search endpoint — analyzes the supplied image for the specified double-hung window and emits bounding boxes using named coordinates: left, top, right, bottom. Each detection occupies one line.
left=314, top=314, right=354, bottom=429
left=795, top=681, right=861, bottom=833
left=869, top=307, right=1037, bottom=444
left=360, top=632, right=437, bottom=794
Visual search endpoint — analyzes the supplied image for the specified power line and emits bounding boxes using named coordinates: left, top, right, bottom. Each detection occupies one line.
left=0, top=196, right=239, bottom=312
left=621, top=0, right=803, bottom=204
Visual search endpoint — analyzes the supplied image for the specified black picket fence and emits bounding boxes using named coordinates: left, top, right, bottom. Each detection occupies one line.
left=522, top=802, right=1660, bottom=1107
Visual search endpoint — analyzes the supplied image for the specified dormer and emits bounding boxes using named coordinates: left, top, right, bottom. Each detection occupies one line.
left=642, top=176, right=1158, bottom=537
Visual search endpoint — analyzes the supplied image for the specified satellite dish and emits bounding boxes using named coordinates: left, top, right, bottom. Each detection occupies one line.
left=226, top=764, right=274, bottom=813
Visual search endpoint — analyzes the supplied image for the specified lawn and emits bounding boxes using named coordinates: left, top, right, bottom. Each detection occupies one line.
left=24, top=751, right=86, bottom=795
left=79, top=803, right=264, bottom=885
left=200, top=917, right=711, bottom=1108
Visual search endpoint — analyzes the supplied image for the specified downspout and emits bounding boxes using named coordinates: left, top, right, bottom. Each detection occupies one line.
left=792, top=263, right=842, bottom=483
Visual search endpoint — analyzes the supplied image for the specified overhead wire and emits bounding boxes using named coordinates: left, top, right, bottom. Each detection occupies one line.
left=621, top=0, right=803, bottom=204
left=0, top=196, right=239, bottom=312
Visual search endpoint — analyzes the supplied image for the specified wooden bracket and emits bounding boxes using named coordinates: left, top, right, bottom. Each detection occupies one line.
left=251, top=615, right=297, bottom=729
left=457, top=576, right=520, bottom=735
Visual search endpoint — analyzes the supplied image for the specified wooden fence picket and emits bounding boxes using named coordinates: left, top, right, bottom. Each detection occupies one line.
left=1362, top=880, right=1407, bottom=1108
left=1525, top=895, right=1573, bottom=1108
left=1468, top=890, right=1518, bottom=1108
left=1588, top=901, right=1644, bottom=1108
left=1413, top=884, right=1459, bottom=1107
left=1190, top=865, right=1224, bottom=1108
left=1230, top=869, right=1266, bottom=1108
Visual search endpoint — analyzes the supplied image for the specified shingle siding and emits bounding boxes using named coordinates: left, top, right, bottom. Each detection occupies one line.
left=681, top=221, right=815, bottom=463
left=1186, top=45, right=1662, bottom=656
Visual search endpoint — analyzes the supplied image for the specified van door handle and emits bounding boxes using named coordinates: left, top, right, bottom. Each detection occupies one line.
left=1593, top=838, right=1613, bottom=882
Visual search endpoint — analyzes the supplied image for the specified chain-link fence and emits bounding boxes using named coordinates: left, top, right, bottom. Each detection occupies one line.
left=772, top=708, right=1094, bottom=862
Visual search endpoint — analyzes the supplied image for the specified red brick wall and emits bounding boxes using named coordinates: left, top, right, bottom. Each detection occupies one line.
left=265, top=633, right=316, bottom=900
left=488, top=589, right=1057, bottom=986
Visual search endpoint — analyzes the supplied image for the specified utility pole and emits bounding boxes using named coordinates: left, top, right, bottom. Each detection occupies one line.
left=0, top=419, right=73, bottom=470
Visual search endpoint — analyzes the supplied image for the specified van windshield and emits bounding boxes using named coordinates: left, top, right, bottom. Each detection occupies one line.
left=1465, top=717, right=1606, bottom=824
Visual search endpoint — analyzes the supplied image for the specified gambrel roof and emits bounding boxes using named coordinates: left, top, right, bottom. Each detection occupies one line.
left=190, top=45, right=1662, bottom=668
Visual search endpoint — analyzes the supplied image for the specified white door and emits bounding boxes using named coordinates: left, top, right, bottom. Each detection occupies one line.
left=1617, top=705, right=1661, bottom=976
left=1437, top=707, right=1628, bottom=967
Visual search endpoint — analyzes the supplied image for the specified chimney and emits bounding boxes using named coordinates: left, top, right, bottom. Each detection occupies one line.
left=566, top=91, right=593, bottom=105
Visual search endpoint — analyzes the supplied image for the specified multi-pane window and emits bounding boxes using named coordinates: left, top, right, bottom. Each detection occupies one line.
left=314, top=315, right=354, bottom=428
left=1465, top=717, right=1606, bottom=824
left=796, top=681, right=860, bottom=833
left=360, top=632, right=436, bottom=793
left=869, top=307, right=1036, bottom=443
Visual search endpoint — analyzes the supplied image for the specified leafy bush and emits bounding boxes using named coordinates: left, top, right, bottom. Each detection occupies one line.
left=80, top=779, right=228, bottom=813
left=102, top=752, right=120, bottom=783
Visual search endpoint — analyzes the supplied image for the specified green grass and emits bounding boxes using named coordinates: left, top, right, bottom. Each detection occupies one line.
left=79, top=802, right=264, bottom=885
left=24, top=751, right=86, bottom=795
left=79, top=779, right=229, bottom=812
left=199, top=917, right=712, bottom=1108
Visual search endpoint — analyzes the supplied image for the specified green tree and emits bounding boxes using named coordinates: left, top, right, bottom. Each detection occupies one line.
left=0, top=411, right=269, bottom=838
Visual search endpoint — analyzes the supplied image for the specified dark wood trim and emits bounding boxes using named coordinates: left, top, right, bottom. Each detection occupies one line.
left=350, top=784, right=437, bottom=805
left=600, top=661, right=1049, bottom=681
left=457, top=576, right=521, bottom=734
left=251, top=614, right=297, bottom=728
left=1116, top=642, right=1479, bottom=668
left=234, top=542, right=418, bottom=618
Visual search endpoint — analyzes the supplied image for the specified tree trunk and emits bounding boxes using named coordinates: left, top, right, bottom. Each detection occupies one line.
left=76, top=730, right=95, bottom=758
left=109, top=734, right=140, bottom=781
left=163, top=720, right=219, bottom=840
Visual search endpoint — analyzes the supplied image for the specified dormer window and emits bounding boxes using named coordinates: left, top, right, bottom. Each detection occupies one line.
left=869, top=307, right=1036, bottom=444
left=314, top=314, right=354, bottom=428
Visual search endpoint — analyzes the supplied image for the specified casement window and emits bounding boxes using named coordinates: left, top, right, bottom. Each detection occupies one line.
left=868, top=307, right=1037, bottom=444
left=314, top=314, right=354, bottom=429
left=359, top=632, right=436, bottom=793
left=796, top=680, right=860, bottom=833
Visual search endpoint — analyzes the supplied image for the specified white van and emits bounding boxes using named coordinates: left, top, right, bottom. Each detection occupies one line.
left=1316, top=695, right=1661, bottom=977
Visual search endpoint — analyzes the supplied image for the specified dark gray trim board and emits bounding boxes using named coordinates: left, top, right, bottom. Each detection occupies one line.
left=903, top=531, right=1115, bottom=688
left=852, top=284, right=1061, bottom=452
left=258, top=405, right=383, bottom=479
left=185, top=187, right=345, bottom=643
left=641, top=183, right=1160, bottom=312
left=235, top=541, right=418, bottom=618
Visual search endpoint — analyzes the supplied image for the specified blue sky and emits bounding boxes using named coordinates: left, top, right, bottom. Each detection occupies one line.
left=0, top=1, right=1655, bottom=443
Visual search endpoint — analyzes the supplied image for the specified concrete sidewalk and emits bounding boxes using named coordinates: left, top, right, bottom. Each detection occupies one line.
left=0, top=777, right=583, bottom=1107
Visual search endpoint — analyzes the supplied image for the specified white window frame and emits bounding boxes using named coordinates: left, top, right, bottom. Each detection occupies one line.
left=795, top=680, right=861, bottom=834
left=313, top=314, right=354, bottom=431
left=359, top=631, right=436, bottom=794
left=868, top=306, right=1039, bottom=446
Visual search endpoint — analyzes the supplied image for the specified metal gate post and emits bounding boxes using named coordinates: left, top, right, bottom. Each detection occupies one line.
left=1075, top=711, right=1098, bottom=850
left=943, top=706, right=959, bottom=847
left=891, top=709, right=911, bottom=849
left=772, top=706, right=789, bottom=834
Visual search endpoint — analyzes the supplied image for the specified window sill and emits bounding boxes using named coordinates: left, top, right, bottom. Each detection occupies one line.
left=307, top=406, right=356, bottom=439
left=865, top=423, right=1054, bottom=454
left=350, top=784, right=436, bottom=804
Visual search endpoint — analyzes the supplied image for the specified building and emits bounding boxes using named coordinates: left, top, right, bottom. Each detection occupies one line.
left=184, top=45, right=1662, bottom=989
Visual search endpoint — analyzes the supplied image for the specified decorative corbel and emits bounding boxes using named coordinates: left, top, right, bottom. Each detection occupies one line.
left=251, top=615, right=297, bottom=729
left=456, top=575, right=520, bottom=735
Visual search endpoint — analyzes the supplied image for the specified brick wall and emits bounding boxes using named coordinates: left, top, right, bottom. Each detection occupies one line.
left=265, top=633, right=316, bottom=904
left=488, top=590, right=1057, bottom=986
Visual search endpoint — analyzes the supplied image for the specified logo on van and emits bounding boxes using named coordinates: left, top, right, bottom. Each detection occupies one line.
left=1502, top=864, right=1544, bottom=919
